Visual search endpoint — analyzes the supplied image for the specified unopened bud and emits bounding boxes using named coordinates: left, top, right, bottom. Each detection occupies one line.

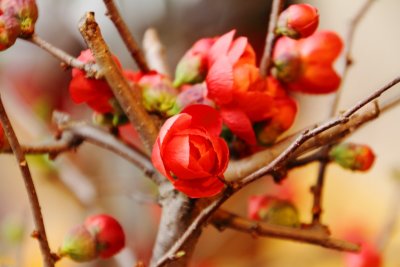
left=330, top=143, right=376, bottom=171
left=2, top=0, right=38, bottom=37
left=59, top=225, right=97, bottom=262
left=0, top=11, right=20, bottom=51
left=276, top=4, right=319, bottom=39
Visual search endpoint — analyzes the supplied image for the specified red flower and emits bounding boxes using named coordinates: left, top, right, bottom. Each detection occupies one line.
left=152, top=104, right=229, bottom=198
left=84, top=214, right=125, bottom=259
left=206, top=30, right=278, bottom=145
left=272, top=31, right=343, bottom=94
left=69, top=49, right=122, bottom=113
left=276, top=4, right=319, bottom=39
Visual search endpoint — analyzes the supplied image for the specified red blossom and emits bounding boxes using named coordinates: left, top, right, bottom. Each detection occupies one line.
left=272, top=31, right=343, bottom=94
left=276, top=4, right=319, bottom=39
left=151, top=104, right=229, bottom=198
left=84, top=214, right=125, bottom=259
left=69, top=49, right=122, bottom=113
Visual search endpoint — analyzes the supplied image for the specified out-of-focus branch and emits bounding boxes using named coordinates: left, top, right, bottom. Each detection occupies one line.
left=311, top=0, right=376, bottom=224
left=78, top=12, right=159, bottom=155
left=143, top=28, right=171, bottom=76
left=26, top=34, right=98, bottom=77
left=0, top=95, right=55, bottom=267
left=103, top=0, right=150, bottom=72
left=53, top=111, right=160, bottom=184
left=211, top=210, right=359, bottom=252
left=259, top=0, right=284, bottom=76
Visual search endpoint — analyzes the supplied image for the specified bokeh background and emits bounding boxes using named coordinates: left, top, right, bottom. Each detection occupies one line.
left=0, top=0, right=399, bottom=266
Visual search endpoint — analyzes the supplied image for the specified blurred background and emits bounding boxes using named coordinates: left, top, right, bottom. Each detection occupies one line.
left=0, top=0, right=399, bottom=266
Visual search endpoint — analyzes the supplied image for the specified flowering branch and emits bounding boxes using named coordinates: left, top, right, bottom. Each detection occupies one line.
left=78, top=12, right=159, bottom=154
left=259, top=0, right=284, bottom=76
left=26, top=34, right=98, bottom=77
left=212, top=209, right=359, bottom=252
left=103, top=0, right=150, bottom=72
left=155, top=73, right=400, bottom=265
left=0, top=95, right=55, bottom=267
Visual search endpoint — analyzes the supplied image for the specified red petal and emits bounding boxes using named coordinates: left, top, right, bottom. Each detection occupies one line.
left=86, top=96, right=113, bottom=113
left=208, top=30, right=236, bottom=65
left=182, top=104, right=223, bottom=136
left=300, top=31, right=343, bottom=64
left=206, top=57, right=234, bottom=105
left=233, top=90, right=274, bottom=122
left=158, top=113, right=192, bottom=145
left=290, top=64, right=341, bottom=94
left=118, top=124, right=145, bottom=153
left=272, top=37, right=298, bottom=60
left=173, top=176, right=224, bottom=198
left=227, top=36, right=248, bottom=63
left=209, top=136, right=229, bottom=174
left=151, top=138, right=168, bottom=178
left=220, top=107, right=256, bottom=145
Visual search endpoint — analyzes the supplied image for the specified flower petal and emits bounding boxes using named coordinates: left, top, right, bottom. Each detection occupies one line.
left=220, top=107, right=256, bottom=145
left=300, top=31, right=343, bottom=63
left=173, top=176, right=225, bottom=198
left=208, top=30, right=236, bottom=65
left=206, top=56, right=234, bottom=105
left=182, top=104, right=223, bottom=136
left=227, top=36, right=248, bottom=63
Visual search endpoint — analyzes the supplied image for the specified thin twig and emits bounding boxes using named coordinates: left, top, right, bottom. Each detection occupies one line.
left=53, top=111, right=161, bottom=184
left=103, top=0, right=150, bottom=72
left=0, top=95, right=55, bottom=267
left=211, top=210, right=359, bottom=252
left=259, top=0, right=284, bottom=76
left=154, top=73, right=400, bottom=265
left=311, top=0, right=376, bottom=224
left=26, top=34, right=98, bottom=77
left=78, top=12, right=159, bottom=155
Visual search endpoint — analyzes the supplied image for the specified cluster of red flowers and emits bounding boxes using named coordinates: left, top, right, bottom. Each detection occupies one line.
left=68, top=3, right=346, bottom=198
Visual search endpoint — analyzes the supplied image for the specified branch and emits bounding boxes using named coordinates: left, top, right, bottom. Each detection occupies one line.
left=103, top=0, right=150, bottom=72
left=311, top=0, right=376, bottom=224
left=154, top=73, right=400, bottom=264
left=259, top=0, right=284, bottom=76
left=26, top=34, right=98, bottom=77
left=78, top=12, right=159, bottom=155
left=52, top=111, right=161, bottom=184
left=0, top=95, right=55, bottom=267
left=211, top=210, right=360, bottom=252
left=143, top=28, right=171, bottom=76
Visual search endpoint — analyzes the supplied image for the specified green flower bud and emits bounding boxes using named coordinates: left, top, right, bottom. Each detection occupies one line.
left=59, top=225, right=97, bottom=262
left=329, top=143, right=376, bottom=171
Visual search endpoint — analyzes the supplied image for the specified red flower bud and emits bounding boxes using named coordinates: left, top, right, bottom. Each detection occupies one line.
left=173, top=38, right=215, bottom=88
left=69, top=49, right=122, bottom=113
left=1, top=0, right=38, bottom=37
left=276, top=4, right=319, bottom=39
left=272, top=31, right=343, bottom=94
left=0, top=10, right=20, bottom=51
left=138, top=71, right=178, bottom=117
left=248, top=195, right=300, bottom=227
left=59, top=225, right=97, bottom=262
left=84, top=214, right=125, bottom=259
left=330, top=143, right=376, bottom=171
left=152, top=104, right=229, bottom=198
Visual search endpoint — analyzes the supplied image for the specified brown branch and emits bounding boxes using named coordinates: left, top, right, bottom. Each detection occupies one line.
left=52, top=111, right=161, bottom=184
left=143, top=28, right=171, bottom=76
left=154, top=73, right=400, bottom=265
left=311, top=0, right=376, bottom=224
left=211, top=210, right=360, bottom=252
left=0, top=95, right=55, bottom=267
left=26, top=34, right=98, bottom=77
left=78, top=12, right=159, bottom=155
left=259, top=0, right=284, bottom=76
left=103, top=0, right=150, bottom=72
